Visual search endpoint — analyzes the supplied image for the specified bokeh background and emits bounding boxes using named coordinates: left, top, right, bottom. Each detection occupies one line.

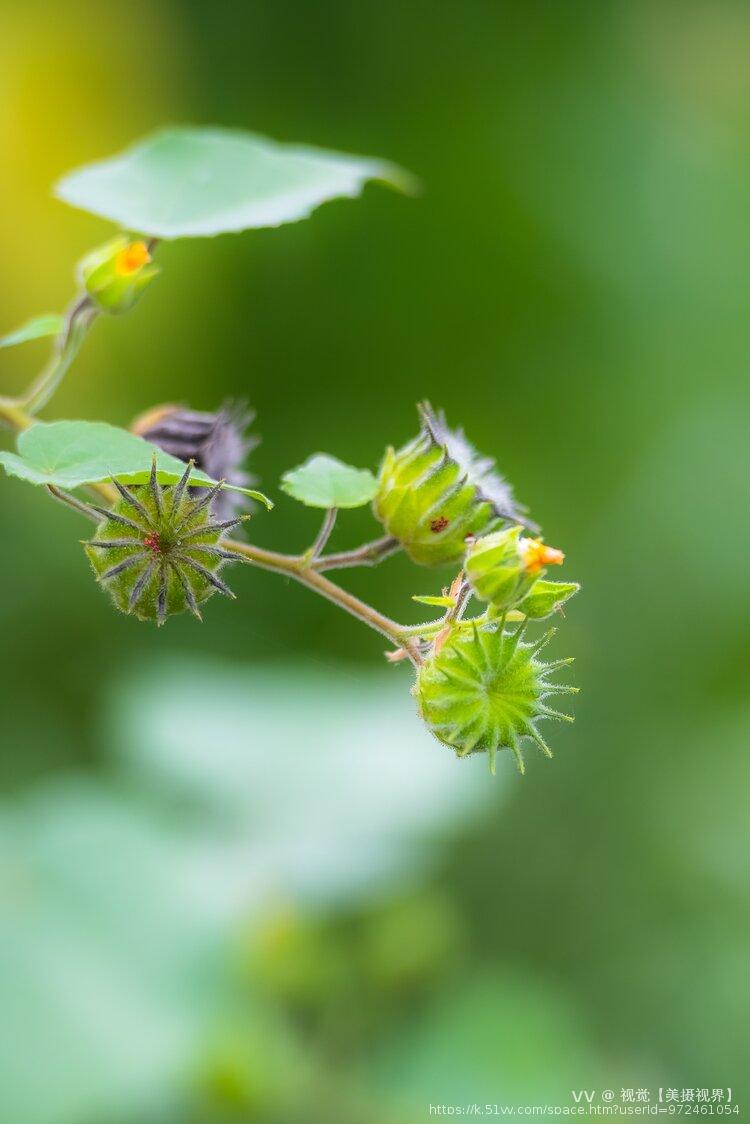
left=2, top=1, right=750, bottom=1121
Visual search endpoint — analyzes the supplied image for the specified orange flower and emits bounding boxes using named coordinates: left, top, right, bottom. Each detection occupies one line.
left=520, top=537, right=565, bottom=575
left=115, top=240, right=151, bottom=277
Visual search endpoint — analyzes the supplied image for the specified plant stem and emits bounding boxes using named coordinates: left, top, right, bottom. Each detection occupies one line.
left=400, top=607, right=524, bottom=638
left=308, top=507, right=337, bottom=559
left=0, top=398, right=34, bottom=432
left=222, top=537, right=420, bottom=664
left=314, top=534, right=400, bottom=571
left=22, top=299, right=97, bottom=414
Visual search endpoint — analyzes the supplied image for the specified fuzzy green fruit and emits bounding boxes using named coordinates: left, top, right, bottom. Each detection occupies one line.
left=84, top=458, right=245, bottom=625
left=373, top=403, right=531, bottom=567
left=414, top=619, right=577, bottom=773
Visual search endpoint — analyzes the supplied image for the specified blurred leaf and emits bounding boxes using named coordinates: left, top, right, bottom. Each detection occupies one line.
left=412, top=594, right=454, bottom=608
left=105, top=658, right=497, bottom=907
left=0, top=781, right=233, bottom=1124
left=368, top=970, right=607, bottom=1110
left=55, top=127, right=416, bottom=239
left=362, top=892, right=463, bottom=993
left=0, top=313, right=64, bottom=349
left=0, top=420, right=273, bottom=506
left=280, top=453, right=378, bottom=509
left=0, top=659, right=499, bottom=1124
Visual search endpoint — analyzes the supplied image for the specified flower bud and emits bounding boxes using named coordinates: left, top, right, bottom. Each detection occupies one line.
left=414, top=619, right=577, bottom=773
left=373, top=403, right=532, bottom=567
left=78, top=236, right=158, bottom=313
left=516, top=579, right=580, bottom=620
left=84, top=458, right=246, bottom=625
left=465, top=527, right=565, bottom=611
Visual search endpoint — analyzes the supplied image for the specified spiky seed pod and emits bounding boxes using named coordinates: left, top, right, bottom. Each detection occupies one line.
left=414, top=618, right=577, bottom=774
left=84, top=459, right=246, bottom=625
left=131, top=402, right=258, bottom=520
left=465, top=526, right=565, bottom=611
left=373, top=402, right=534, bottom=567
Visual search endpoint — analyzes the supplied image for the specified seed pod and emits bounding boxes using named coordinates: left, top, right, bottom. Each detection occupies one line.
left=373, top=402, right=533, bottom=567
left=84, top=458, right=245, bottom=625
left=414, top=618, right=577, bottom=773
left=465, top=526, right=565, bottom=611
left=131, top=402, right=258, bottom=520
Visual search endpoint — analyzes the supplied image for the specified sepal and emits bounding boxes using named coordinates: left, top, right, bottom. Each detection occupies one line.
left=516, top=579, right=580, bottom=619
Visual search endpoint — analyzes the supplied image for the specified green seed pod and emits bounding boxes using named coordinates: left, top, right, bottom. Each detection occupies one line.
left=373, top=402, right=533, bottom=567
left=78, top=235, right=159, bottom=314
left=414, top=619, right=577, bottom=773
left=465, top=527, right=565, bottom=610
left=84, top=458, right=245, bottom=625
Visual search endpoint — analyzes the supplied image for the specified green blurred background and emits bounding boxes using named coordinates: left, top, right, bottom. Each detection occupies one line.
left=2, top=1, right=750, bottom=1121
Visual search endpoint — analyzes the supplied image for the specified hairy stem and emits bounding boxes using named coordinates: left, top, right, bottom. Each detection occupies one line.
left=0, top=398, right=34, bottom=432
left=308, top=507, right=337, bottom=559
left=23, top=297, right=98, bottom=415
left=400, top=607, right=524, bottom=638
left=1, top=296, right=97, bottom=425
left=314, top=534, right=400, bottom=571
left=222, top=537, right=420, bottom=664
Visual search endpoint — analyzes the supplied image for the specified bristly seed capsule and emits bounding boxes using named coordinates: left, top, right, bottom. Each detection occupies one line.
left=373, top=402, right=535, bottom=567
left=84, top=457, right=247, bottom=626
left=414, top=616, right=578, bottom=774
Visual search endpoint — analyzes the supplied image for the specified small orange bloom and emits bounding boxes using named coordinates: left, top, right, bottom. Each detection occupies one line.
left=115, top=240, right=151, bottom=277
left=520, top=537, right=565, bottom=574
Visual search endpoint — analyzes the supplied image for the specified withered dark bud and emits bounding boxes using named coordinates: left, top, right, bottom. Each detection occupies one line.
left=132, top=402, right=258, bottom=519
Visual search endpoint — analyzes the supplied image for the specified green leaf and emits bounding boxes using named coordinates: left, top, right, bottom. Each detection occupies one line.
left=107, top=658, right=494, bottom=903
left=0, top=313, right=64, bottom=349
left=0, top=420, right=273, bottom=507
left=412, top=594, right=455, bottom=608
left=0, top=781, right=241, bottom=1124
left=368, top=969, right=606, bottom=1110
left=280, top=453, right=378, bottom=509
left=55, top=127, right=417, bottom=240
